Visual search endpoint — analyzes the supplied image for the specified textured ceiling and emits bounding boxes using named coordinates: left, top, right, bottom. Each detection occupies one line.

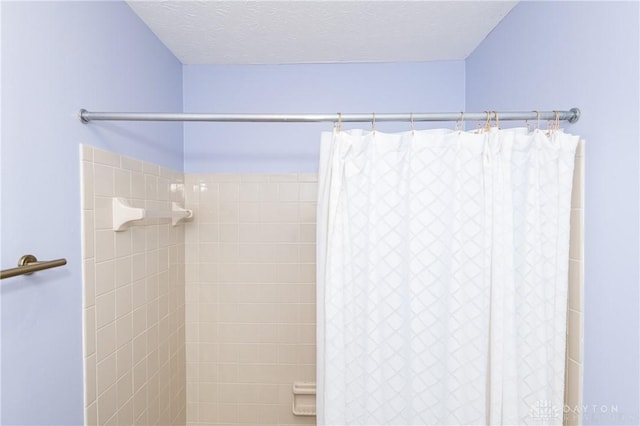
left=127, top=1, right=518, bottom=65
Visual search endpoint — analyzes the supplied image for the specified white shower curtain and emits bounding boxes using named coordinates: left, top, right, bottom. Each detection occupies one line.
left=316, top=127, right=579, bottom=425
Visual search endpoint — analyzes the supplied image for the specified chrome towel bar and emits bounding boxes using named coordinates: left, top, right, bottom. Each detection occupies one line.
left=0, top=254, right=67, bottom=280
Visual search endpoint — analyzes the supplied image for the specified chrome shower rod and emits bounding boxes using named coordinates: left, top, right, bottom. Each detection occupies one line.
left=79, top=108, right=580, bottom=124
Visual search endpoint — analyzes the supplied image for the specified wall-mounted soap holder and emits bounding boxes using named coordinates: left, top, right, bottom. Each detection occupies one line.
left=292, top=382, right=316, bottom=416
left=112, top=197, right=193, bottom=231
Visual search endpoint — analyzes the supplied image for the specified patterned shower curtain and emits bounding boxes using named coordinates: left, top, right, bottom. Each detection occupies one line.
left=316, top=127, right=579, bottom=425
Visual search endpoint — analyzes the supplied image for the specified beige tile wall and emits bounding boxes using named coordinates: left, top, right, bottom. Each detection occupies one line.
left=565, top=140, right=585, bottom=426
left=81, top=145, right=186, bottom=425
left=184, top=174, right=318, bottom=426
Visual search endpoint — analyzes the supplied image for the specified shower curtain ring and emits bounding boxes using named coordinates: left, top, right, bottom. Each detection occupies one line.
left=456, top=111, right=464, bottom=132
left=410, top=112, right=415, bottom=135
left=372, top=112, right=376, bottom=133
left=337, top=112, right=342, bottom=132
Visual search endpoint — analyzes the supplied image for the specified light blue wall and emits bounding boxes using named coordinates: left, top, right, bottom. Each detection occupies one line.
left=1, top=2, right=182, bottom=424
left=4, top=1, right=638, bottom=424
left=183, top=62, right=466, bottom=173
left=466, top=2, right=639, bottom=424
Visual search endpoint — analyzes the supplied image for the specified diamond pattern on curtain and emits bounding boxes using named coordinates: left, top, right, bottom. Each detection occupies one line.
left=317, top=128, right=579, bottom=426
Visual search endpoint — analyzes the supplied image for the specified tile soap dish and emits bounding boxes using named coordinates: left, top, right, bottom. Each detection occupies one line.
left=112, top=197, right=193, bottom=231
left=292, top=382, right=316, bottom=416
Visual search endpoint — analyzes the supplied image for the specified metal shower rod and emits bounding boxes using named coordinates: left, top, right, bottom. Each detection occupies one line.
left=79, top=108, right=580, bottom=124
